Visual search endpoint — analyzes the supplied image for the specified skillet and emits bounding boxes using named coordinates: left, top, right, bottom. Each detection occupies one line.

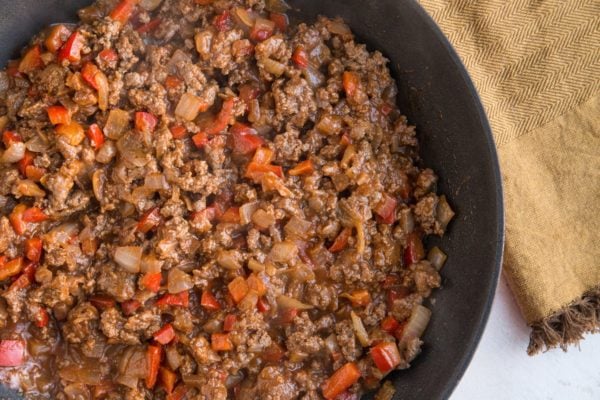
left=0, top=0, right=504, bottom=398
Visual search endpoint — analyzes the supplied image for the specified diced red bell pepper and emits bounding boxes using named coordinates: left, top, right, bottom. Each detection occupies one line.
left=211, top=333, right=233, bottom=351
left=257, top=296, right=270, bottom=313
left=135, top=111, right=158, bottom=134
left=329, top=228, right=352, bottom=253
left=160, top=366, right=177, bottom=394
left=141, top=272, right=162, bottom=293
left=192, top=132, right=209, bottom=149
left=156, top=291, right=189, bottom=307
left=81, top=62, right=101, bottom=90
left=145, top=344, right=162, bottom=389
left=47, top=105, right=71, bottom=125
left=0, top=257, right=24, bottom=282
left=110, top=0, right=140, bottom=25
left=231, top=123, right=264, bottom=155
left=375, top=193, right=397, bottom=224
left=58, top=31, right=85, bottom=64
left=251, top=147, right=274, bottom=165
left=121, top=299, right=141, bottom=316
left=98, top=48, right=118, bottom=63
left=213, top=11, right=233, bottom=32
left=45, top=24, right=71, bottom=53
left=0, top=339, right=26, bottom=367
left=206, top=98, right=235, bottom=135
left=380, top=316, right=400, bottom=334
left=17, top=151, right=34, bottom=177
left=2, top=131, right=22, bottom=147
left=22, top=207, right=49, bottom=223
left=18, top=46, right=43, bottom=74
left=340, top=133, right=353, bottom=146
left=137, top=207, right=161, bottom=233
left=223, top=314, right=236, bottom=332
left=90, top=295, right=116, bottom=310
left=228, top=276, right=249, bottom=304
left=33, top=308, right=49, bottom=328
left=321, top=362, right=362, bottom=400
left=342, top=71, right=360, bottom=99
left=269, top=13, right=288, bottom=32
left=170, top=124, right=187, bottom=139
left=288, top=160, right=314, bottom=176
left=24, top=237, right=43, bottom=263
left=25, top=166, right=46, bottom=182
left=136, top=18, right=161, bottom=34
left=404, top=232, right=425, bottom=266
left=154, top=323, right=176, bottom=345
left=200, top=290, right=221, bottom=311
left=245, top=162, right=283, bottom=182
left=370, top=342, right=401, bottom=374
left=21, top=260, right=37, bottom=284
left=167, top=385, right=189, bottom=400
left=246, top=274, right=267, bottom=296
left=86, top=124, right=105, bottom=150
left=292, top=47, right=309, bottom=69
left=9, top=204, right=27, bottom=235
left=393, top=322, right=407, bottom=340
left=278, top=307, right=298, bottom=324
left=218, top=207, right=241, bottom=224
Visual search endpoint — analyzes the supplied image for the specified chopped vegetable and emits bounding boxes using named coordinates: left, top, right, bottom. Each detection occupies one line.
left=246, top=274, right=267, bottom=296
left=269, top=241, right=298, bottom=263
left=231, top=123, right=264, bottom=155
left=170, top=124, right=187, bottom=139
left=9, top=204, right=27, bottom=235
left=288, top=159, right=314, bottom=176
left=292, top=47, right=309, bottom=68
left=114, top=246, right=143, bottom=273
left=141, top=272, right=162, bottom=292
left=22, top=207, right=49, bottom=223
left=342, top=71, right=360, bottom=99
left=160, top=367, right=177, bottom=394
left=329, top=228, right=352, bottom=253
left=110, top=0, right=140, bottom=25
left=341, top=290, right=371, bottom=307
left=104, top=109, right=130, bottom=139
left=0, top=257, right=24, bottom=281
left=211, top=333, right=233, bottom=351
left=137, top=207, right=162, bottom=233
left=375, top=194, right=397, bottom=224
left=427, top=246, right=448, bottom=271
left=192, top=132, right=209, bottom=148
left=217, top=250, right=242, bottom=270
left=436, top=195, right=455, bottom=230
left=86, top=124, right=105, bottom=149
left=206, top=98, right=235, bottom=135
left=350, top=311, right=370, bottom=347
left=228, top=276, right=249, bottom=304
left=245, top=162, right=283, bottom=181
left=135, top=111, right=158, bottom=134
left=154, top=323, right=176, bottom=345
left=25, top=237, right=43, bottom=262
left=145, top=344, right=162, bottom=389
left=137, top=18, right=162, bottom=34
left=218, top=207, right=241, bottom=224
left=223, top=314, right=236, bottom=332
left=45, top=25, right=71, bottom=53
left=0, top=340, right=26, bottom=367
left=370, top=342, right=401, bottom=374
left=276, top=295, right=313, bottom=310
left=400, top=305, right=431, bottom=342
left=2, top=131, right=21, bottom=147
left=213, top=11, right=233, bottom=32
left=321, top=362, right=361, bottom=400
left=81, top=62, right=101, bottom=89
left=25, top=165, right=46, bottom=182
left=47, top=105, right=71, bottom=125
left=201, top=291, right=221, bottom=311
left=99, top=48, right=118, bottom=63
left=56, top=121, right=85, bottom=146
left=167, top=269, right=193, bottom=294
left=156, top=291, right=189, bottom=307
left=167, top=385, right=189, bottom=400
left=175, top=93, right=205, bottom=121
left=257, top=297, right=270, bottom=313
left=404, top=232, right=425, bottom=266
left=269, top=12, right=288, bottom=31
left=250, top=18, right=275, bottom=42
left=90, top=295, right=116, bottom=310
left=58, top=31, right=85, bottom=63
left=1, top=142, right=26, bottom=163
left=18, top=45, right=43, bottom=74
left=380, top=316, right=400, bottom=334
left=34, top=308, right=50, bottom=328
left=121, top=299, right=142, bottom=316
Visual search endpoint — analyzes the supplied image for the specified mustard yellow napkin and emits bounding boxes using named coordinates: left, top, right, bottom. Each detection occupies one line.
left=418, top=0, right=600, bottom=354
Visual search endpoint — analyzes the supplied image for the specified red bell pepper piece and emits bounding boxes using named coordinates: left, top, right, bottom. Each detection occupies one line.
left=24, top=237, right=43, bottom=263
left=227, top=277, right=249, bottom=304
left=47, top=105, right=71, bottom=125
left=262, top=342, right=285, bottom=362
left=292, top=47, right=309, bottom=68
left=141, top=272, right=162, bottom=293
left=218, top=207, right=241, bottom=224
left=170, top=124, right=187, bottom=139
left=135, top=111, right=158, bottom=134
left=98, top=48, right=118, bottom=63
left=121, top=299, right=141, bottom=316
left=34, top=308, right=49, bottom=328
left=137, top=207, right=161, bottom=233
left=328, top=228, right=352, bottom=253
left=257, top=297, right=270, bottom=313
left=231, top=123, right=264, bottom=155
left=86, top=124, right=105, bottom=150
left=9, top=204, right=27, bottom=235
left=90, top=295, right=116, bottom=310
left=192, top=132, right=209, bottom=149
left=25, top=165, right=46, bottom=182
left=110, top=0, right=140, bottom=25
left=269, top=13, right=288, bottom=32
left=404, top=232, right=425, bottom=266
left=288, top=160, right=314, bottom=176
left=18, top=46, right=43, bottom=74
left=342, top=71, right=360, bottom=99
left=211, top=333, right=233, bottom=351
left=223, top=314, right=236, bottom=332
left=321, top=362, right=361, bottom=399
left=58, top=31, right=85, bottom=64
left=160, top=366, right=177, bottom=394
left=0, top=257, right=24, bottom=282
left=200, top=290, right=221, bottom=311
left=145, top=344, right=162, bottom=389
left=370, top=342, right=402, bottom=374
left=153, top=323, right=176, bottom=345
left=380, top=316, right=400, bottom=334
left=81, top=62, right=102, bottom=90
left=375, top=193, right=398, bottom=224
left=206, top=98, right=234, bottom=135
left=156, top=291, right=189, bottom=307
left=22, top=207, right=49, bottom=223
left=17, top=151, right=34, bottom=177
left=0, top=340, right=26, bottom=367
left=2, top=131, right=22, bottom=147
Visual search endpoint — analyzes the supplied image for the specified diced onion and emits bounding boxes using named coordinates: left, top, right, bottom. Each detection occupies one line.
left=401, top=305, right=431, bottom=343
left=269, top=241, right=298, bottom=263
left=436, top=195, right=455, bottom=230
left=284, top=216, right=312, bottom=239
left=247, top=258, right=265, bottom=272
left=238, top=290, right=258, bottom=312
left=168, top=268, right=193, bottom=294
left=140, top=254, right=162, bottom=274
left=251, top=209, right=275, bottom=230
left=45, top=222, right=79, bottom=245
left=276, top=295, right=313, bottom=310
left=1, top=142, right=25, bottom=163
left=287, top=264, right=315, bottom=282
left=16, top=180, right=45, bottom=197
left=239, top=201, right=259, bottom=225
left=116, top=347, right=147, bottom=389
left=140, top=0, right=163, bottom=11
left=59, top=363, right=106, bottom=386
left=427, top=246, right=447, bottom=271
left=175, top=93, right=203, bottom=121
left=324, top=334, right=340, bottom=355
left=350, top=311, right=370, bottom=347
left=92, top=169, right=105, bottom=201
left=165, top=345, right=182, bottom=371
left=316, top=115, right=342, bottom=135
left=341, top=144, right=356, bottom=169
left=104, top=109, right=130, bottom=139
left=217, top=250, right=241, bottom=270
left=355, top=220, right=365, bottom=254
left=96, top=140, right=116, bottom=164
left=95, top=70, right=109, bottom=111
left=167, top=50, right=191, bottom=74
left=262, top=58, right=285, bottom=77
left=144, top=173, right=169, bottom=190
left=25, top=135, right=50, bottom=153
left=254, top=17, right=276, bottom=32
left=114, top=246, right=142, bottom=273
left=234, top=7, right=256, bottom=27
left=325, top=19, right=351, bottom=35
left=399, top=210, right=415, bottom=234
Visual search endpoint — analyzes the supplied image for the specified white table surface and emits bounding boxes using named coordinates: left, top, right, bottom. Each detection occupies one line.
left=452, top=276, right=600, bottom=399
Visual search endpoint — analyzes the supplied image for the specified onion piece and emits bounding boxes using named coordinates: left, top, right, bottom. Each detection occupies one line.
left=95, top=70, right=109, bottom=111
left=44, top=222, right=79, bottom=245
left=165, top=345, right=182, bottom=371
left=427, top=246, right=447, bottom=271
left=25, top=135, right=50, bottom=153
left=217, top=250, right=241, bottom=270
left=16, top=180, right=45, bottom=197
left=233, top=7, right=256, bottom=28
left=340, top=144, right=356, bottom=169
left=1, top=142, right=25, bottom=163
left=316, top=114, right=342, bottom=135
left=261, top=58, right=285, bottom=77
left=96, top=140, right=116, bottom=164
left=141, top=253, right=163, bottom=274
left=168, top=268, right=193, bottom=294
left=400, top=305, right=431, bottom=343
left=239, top=201, right=259, bottom=225
left=269, top=241, right=298, bottom=263
left=175, top=93, right=203, bottom=121
left=114, top=246, right=142, bottom=273
left=286, top=264, right=315, bottom=283
left=284, top=216, right=312, bottom=239
left=324, top=334, right=340, bottom=355
left=436, top=195, right=455, bottom=230
left=351, top=311, right=370, bottom=347
left=92, top=169, right=105, bottom=201
left=247, top=258, right=265, bottom=272
left=252, top=209, right=275, bottom=230
left=144, top=173, right=169, bottom=190
left=104, top=109, right=130, bottom=139
left=355, top=220, right=365, bottom=254
left=276, top=295, right=313, bottom=310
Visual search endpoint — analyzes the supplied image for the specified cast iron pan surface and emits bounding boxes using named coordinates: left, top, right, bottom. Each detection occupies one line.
left=0, top=1, right=504, bottom=399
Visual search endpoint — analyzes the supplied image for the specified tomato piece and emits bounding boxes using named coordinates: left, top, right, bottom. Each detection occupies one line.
left=121, top=299, right=141, bottom=316
left=141, top=272, right=162, bottom=293
left=24, top=237, right=43, bottom=263
left=136, top=18, right=161, bottom=34
left=213, top=11, right=233, bottom=32
left=18, top=46, right=43, bottom=74
left=380, top=316, right=400, bottom=334
left=9, top=204, right=27, bottom=235
left=223, top=314, right=236, bottom=332
left=160, top=367, right=177, bottom=394
left=228, top=276, right=249, bottom=304
left=156, top=291, right=189, bottom=307
left=17, top=151, right=34, bottom=177
left=0, top=340, right=26, bottom=367
left=246, top=274, right=267, bottom=296
left=170, top=124, right=187, bottom=139
left=206, top=98, right=235, bottom=135
left=58, top=31, right=85, bottom=63
left=47, top=105, right=71, bottom=125
left=269, top=13, right=288, bottom=32
left=145, top=344, right=162, bottom=389
left=321, top=362, right=362, bottom=400
left=98, top=48, right=118, bottom=63
left=200, top=290, right=221, bottom=311
left=135, top=111, right=158, bottom=134
left=404, top=232, right=425, bottom=266
left=137, top=207, right=161, bottom=233
left=292, top=47, right=309, bottom=69
left=192, top=132, right=209, bottom=149
left=2, top=131, right=22, bottom=147
left=110, top=0, right=139, bottom=25
left=0, top=257, right=24, bottom=281
left=375, top=193, right=397, bottom=224
left=288, top=160, right=314, bottom=176
left=167, top=385, right=189, bottom=400
left=370, top=342, right=401, bottom=374
left=257, top=297, right=270, bottom=313
left=22, top=207, right=49, bottom=223
left=342, top=71, right=360, bottom=99
left=154, top=323, right=176, bottom=345
left=328, top=228, right=352, bottom=253
left=90, top=295, right=116, bottom=310
left=86, top=124, right=105, bottom=150
left=211, top=333, right=233, bottom=351
left=45, top=24, right=71, bottom=53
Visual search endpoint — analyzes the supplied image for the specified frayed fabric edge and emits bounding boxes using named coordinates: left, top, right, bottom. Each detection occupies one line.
left=528, top=286, right=600, bottom=355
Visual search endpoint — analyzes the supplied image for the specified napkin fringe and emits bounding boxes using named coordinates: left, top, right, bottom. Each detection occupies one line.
left=528, top=286, right=600, bottom=355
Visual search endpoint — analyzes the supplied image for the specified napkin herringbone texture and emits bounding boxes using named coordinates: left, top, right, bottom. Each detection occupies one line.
left=418, top=0, right=600, bottom=354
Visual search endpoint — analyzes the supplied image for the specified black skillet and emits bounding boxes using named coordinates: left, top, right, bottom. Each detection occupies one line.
left=0, top=0, right=504, bottom=398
